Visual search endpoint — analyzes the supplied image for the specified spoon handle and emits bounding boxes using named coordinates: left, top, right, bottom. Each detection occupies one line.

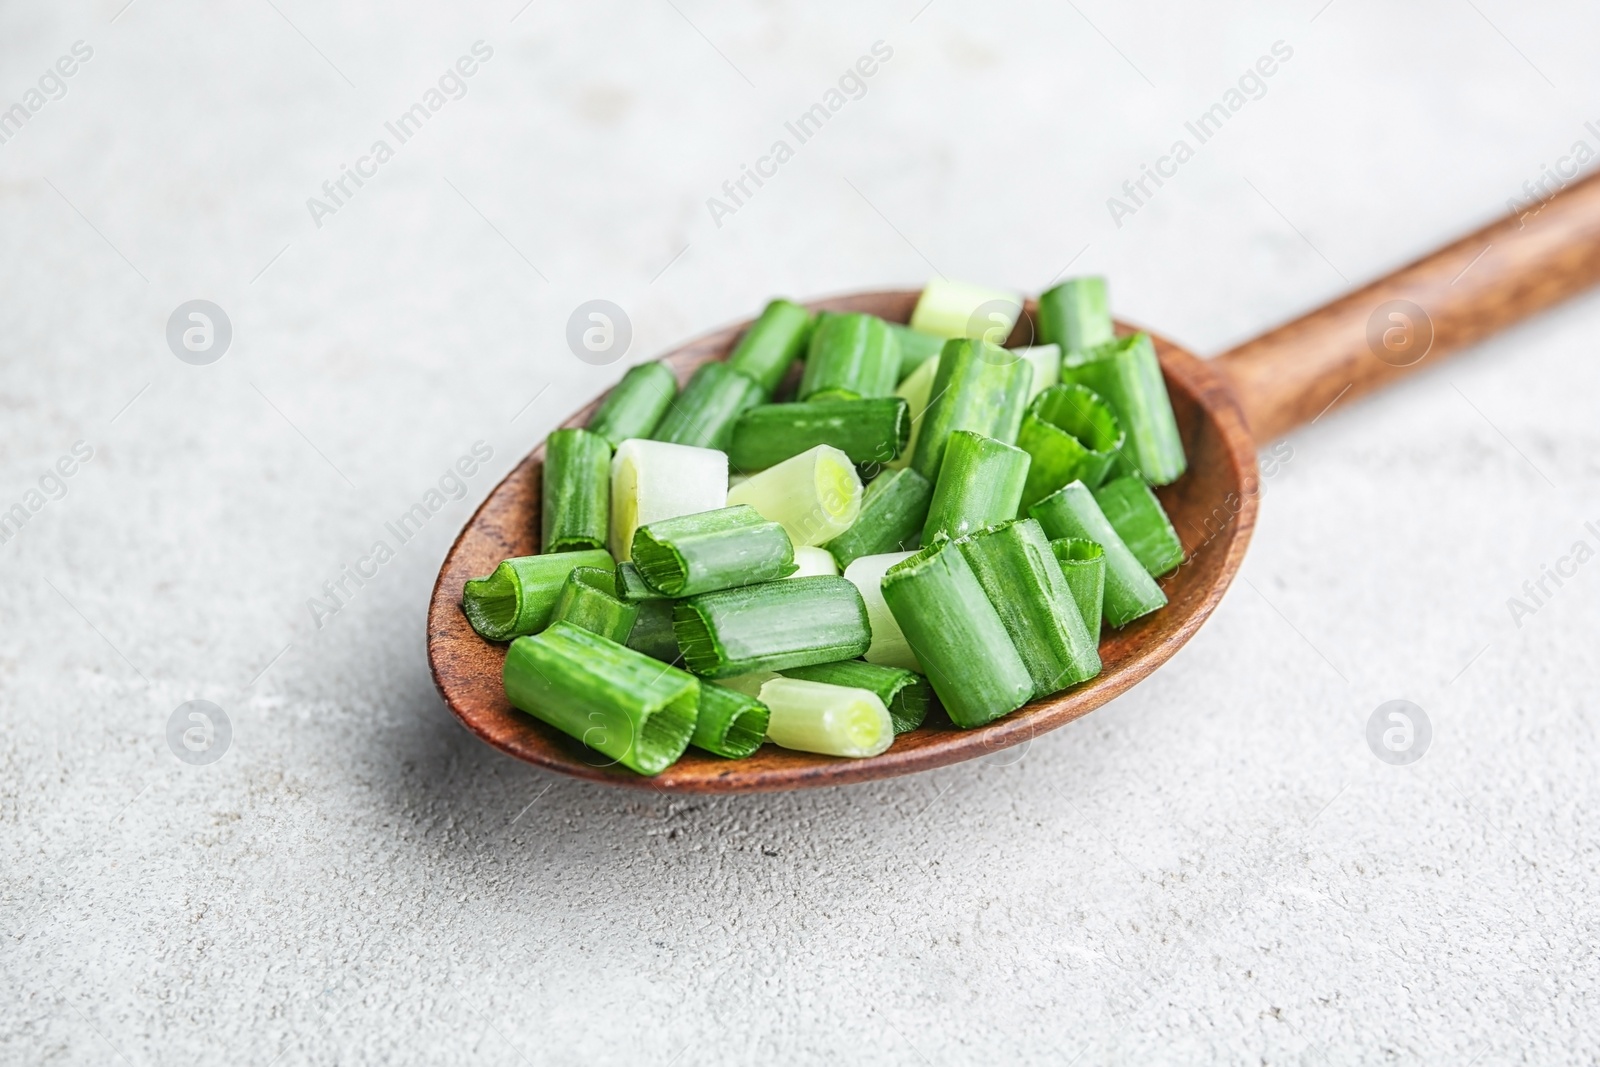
left=1216, top=170, right=1600, bottom=442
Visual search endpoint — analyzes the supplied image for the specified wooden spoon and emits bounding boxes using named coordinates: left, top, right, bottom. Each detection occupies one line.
left=428, top=174, right=1600, bottom=793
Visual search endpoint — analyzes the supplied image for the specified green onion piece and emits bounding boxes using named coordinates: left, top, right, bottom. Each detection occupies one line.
left=1061, top=333, right=1186, bottom=485
left=908, top=278, right=1023, bottom=342
left=824, top=467, right=933, bottom=570
left=726, top=444, right=862, bottom=547
left=909, top=338, right=1034, bottom=482
left=754, top=677, right=894, bottom=758
left=1051, top=538, right=1106, bottom=638
left=799, top=312, right=900, bottom=401
left=1028, top=481, right=1167, bottom=628
left=885, top=351, right=941, bottom=471
left=809, top=309, right=840, bottom=332
left=614, top=561, right=668, bottom=601
left=609, top=439, right=728, bottom=561
left=954, top=519, right=1100, bottom=696
left=887, top=323, right=945, bottom=381
left=717, top=670, right=781, bottom=699
left=625, top=599, right=681, bottom=663
left=921, top=431, right=1031, bottom=545
left=781, top=660, right=932, bottom=734
left=631, top=504, right=796, bottom=597
left=650, top=362, right=765, bottom=452
left=462, top=549, right=615, bottom=642
left=1014, top=343, right=1061, bottom=401
left=1017, top=384, right=1126, bottom=510
left=1038, top=277, right=1114, bottom=356
left=728, top=397, right=910, bottom=470
left=1093, top=475, right=1185, bottom=576
left=586, top=361, right=678, bottom=447
left=690, top=681, right=770, bottom=759
left=673, top=575, right=871, bottom=678
left=842, top=551, right=921, bottom=671
left=789, top=545, right=839, bottom=578
left=880, top=542, right=1034, bottom=728
left=541, top=428, right=611, bottom=552
left=726, top=298, right=814, bottom=395
left=503, top=621, right=697, bottom=776
left=550, top=566, right=639, bottom=644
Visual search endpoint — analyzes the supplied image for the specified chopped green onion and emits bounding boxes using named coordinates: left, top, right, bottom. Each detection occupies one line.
left=462, top=549, right=615, bottom=642
left=726, top=299, right=814, bottom=395
left=503, top=621, right=697, bottom=776
left=673, top=575, right=871, bottom=678
left=717, top=670, right=781, bottom=699
left=550, top=566, right=639, bottom=644
left=1061, top=333, right=1186, bottom=485
left=1038, top=277, right=1114, bottom=356
left=887, top=323, right=945, bottom=381
left=1017, top=384, right=1125, bottom=510
left=1051, top=538, right=1106, bottom=638
left=609, top=438, right=727, bottom=561
left=625, top=599, right=681, bottom=663
left=885, top=351, right=941, bottom=471
left=824, top=467, right=933, bottom=570
left=728, top=397, right=910, bottom=470
left=1093, top=475, right=1184, bottom=576
left=880, top=542, right=1034, bottom=728
left=909, top=338, right=1034, bottom=482
left=632, top=504, right=796, bottom=596
left=726, top=444, right=862, bottom=547
left=690, top=680, right=770, bottom=759
left=1014, top=344, right=1061, bottom=401
left=955, top=519, right=1099, bottom=696
left=781, top=660, right=932, bottom=734
left=586, top=361, right=678, bottom=447
left=614, top=560, right=668, bottom=601
left=789, top=545, right=840, bottom=578
left=799, top=312, right=899, bottom=401
left=1028, top=481, right=1167, bottom=628
left=542, top=428, right=611, bottom=552
left=651, top=362, right=764, bottom=452
left=921, top=430, right=1031, bottom=545
left=753, top=677, right=894, bottom=758
left=480, top=285, right=1189, bottom=774
left=909, top=278, right=1023, bottom=342
left=842, top=551, right=921, bottom=672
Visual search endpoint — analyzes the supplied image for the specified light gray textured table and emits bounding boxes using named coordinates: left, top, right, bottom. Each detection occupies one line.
left=3, top=2, right=1597, bottom=1064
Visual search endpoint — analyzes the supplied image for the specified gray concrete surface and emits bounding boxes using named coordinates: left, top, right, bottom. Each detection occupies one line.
left=3, top=1, right=1598, bottom=1063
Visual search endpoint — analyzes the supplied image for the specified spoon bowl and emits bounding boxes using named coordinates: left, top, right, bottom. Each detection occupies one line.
left=427, top=291, right=1258, bottom=792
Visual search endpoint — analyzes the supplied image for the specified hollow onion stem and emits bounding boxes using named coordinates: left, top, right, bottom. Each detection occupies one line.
left=755, top=677, right=894, bottom=758
left=672, top=575, right=871, bottom=678
left=880, top=542, right=1033, bottom=728
left=609, top=438, right=727, bottom=561
left=502, top=621, right=698, bottom=776
left=726, top=444, right=862, bottom=547
left=921, top=430, right=1031, bottom=544
left=462, top=549, right=615, bottom=642
left=542, top=428, right=611, bottom=552
left=587, top=361, right=678, bottom=447
left=1028, top=481, right=1166, bottom=628
left=550, top=566, right=639, bottom=644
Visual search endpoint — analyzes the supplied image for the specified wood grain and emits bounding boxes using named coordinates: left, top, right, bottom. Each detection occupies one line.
left=426, top=293, right=1260, bottom=792
left=1216, top=171, right=1600, bottom=441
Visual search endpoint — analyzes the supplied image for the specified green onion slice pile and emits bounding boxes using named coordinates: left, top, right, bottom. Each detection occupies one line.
left=461, top=276, right=1189, bottom=774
